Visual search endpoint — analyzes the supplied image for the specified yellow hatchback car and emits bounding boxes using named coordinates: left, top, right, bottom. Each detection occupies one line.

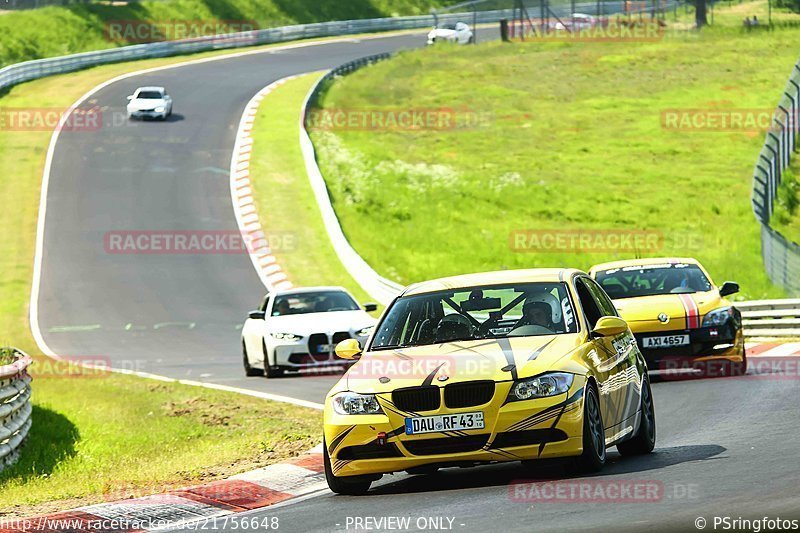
left=323, top=269, right=655, bottom=495
left=588, top=258, right=745, bottom=377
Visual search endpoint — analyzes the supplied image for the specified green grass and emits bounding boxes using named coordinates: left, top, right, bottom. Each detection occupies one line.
left=771, top=161, right=800, bottom=244
left=248, top=72, right=379, bottom=308
left=0, top=0, right=456, bottom=67
left=0, top=347, right=15, bottom=366
left=0, top=44, right=343, bottom=518
left=309, top=11, right=800, bottom=299
left=1, top=375, right=320, bottom=517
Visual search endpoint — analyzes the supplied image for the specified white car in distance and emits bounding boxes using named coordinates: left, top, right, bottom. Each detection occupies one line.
left=241, top=287, right=378, bottom=378
left=126, top=86, right=173, bottom=120
left=427, top=21, right=474, bottom=45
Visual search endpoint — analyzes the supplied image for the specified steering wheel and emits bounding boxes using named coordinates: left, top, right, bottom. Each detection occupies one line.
left=476, top=316, right=500, bottom=337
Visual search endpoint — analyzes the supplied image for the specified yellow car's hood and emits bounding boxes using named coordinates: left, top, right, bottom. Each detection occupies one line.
left=343, top=334, right=583, bottom=394
left=613, top=290, right=723, bottom=331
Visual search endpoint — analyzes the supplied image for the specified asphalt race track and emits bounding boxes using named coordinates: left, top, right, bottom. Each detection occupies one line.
left=36, top=33, right=439, bottom=404
left=183, top=373, right=800, bottom=532
left=34, top=26, right=800, bottom=532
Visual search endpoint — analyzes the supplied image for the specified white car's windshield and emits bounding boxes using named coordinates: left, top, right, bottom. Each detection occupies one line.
left=137, top=91, right=163, bottom=99
left=272, top=291, right=359, bottom=316
left=370, top=282, right=577, bottom=350
left=595, top=264, right=713, bottom=299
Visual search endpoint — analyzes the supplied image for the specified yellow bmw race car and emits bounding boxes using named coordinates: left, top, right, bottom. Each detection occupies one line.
left=323, top=269, right=655, bottom=495
left=588, top=258, right=745, bottom=377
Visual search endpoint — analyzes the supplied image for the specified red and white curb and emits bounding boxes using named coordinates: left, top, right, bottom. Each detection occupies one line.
left=229, top=76, right=299, bottom=292
left=12, top=448, right=326, bottom=531
left=746, top=341, right=800, bottom=358
left=10, top=343, right=800, bottom=530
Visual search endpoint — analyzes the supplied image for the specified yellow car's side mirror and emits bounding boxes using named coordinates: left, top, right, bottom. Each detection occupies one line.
left=591, top=316, right=628, bottom=338
left=335, top=338, right=362, bottom=360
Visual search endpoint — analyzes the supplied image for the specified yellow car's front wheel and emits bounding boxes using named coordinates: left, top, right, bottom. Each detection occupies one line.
left=323, top=439, right=375, bottom=495
left=577, top=384, right=606, bottom=472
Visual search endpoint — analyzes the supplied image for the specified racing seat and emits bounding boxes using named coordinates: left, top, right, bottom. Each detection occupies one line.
left=435, top=321, right=471, bottom=343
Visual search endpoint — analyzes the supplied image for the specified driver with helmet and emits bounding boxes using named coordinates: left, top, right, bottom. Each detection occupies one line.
left=515, top=289, right=562, bottom=332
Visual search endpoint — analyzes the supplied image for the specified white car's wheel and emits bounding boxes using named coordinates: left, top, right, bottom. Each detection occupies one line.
left=243, top=340, right=264, bottom=377
left=262, top=339, right=284, bottom=379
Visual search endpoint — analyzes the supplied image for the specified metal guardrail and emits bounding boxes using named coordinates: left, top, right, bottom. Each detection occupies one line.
left=738, top=299, right=800, bottom=339
left=300, top=53, right=404, bottom=306
left=0, top=349, right=33, bottom=471
left=297, top=0, right=671, bottom=305
left=0, top=10, right=515, bottom=93
left=750, top=60, right=800, bottom=297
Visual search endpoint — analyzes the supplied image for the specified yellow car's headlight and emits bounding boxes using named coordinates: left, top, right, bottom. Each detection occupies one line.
left=332, top=392, right=383, bottom=415
left=702, top=306, right=734, bottom=327
left=507, top=373, right=574, bottom=402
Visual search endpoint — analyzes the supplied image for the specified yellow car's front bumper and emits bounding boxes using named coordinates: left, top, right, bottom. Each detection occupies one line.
left=325, top=378, right=587, bottom=478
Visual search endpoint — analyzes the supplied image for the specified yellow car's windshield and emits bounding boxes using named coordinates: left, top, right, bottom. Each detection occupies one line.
left=370, top=282, right=577, bottom=350
left=595, top=263, right=713, bottom=299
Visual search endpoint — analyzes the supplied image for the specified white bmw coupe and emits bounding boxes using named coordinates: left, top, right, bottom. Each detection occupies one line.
left=241, top=286, right=378, bottom=378
left=427, top=21, right=474, bottom=45
left=126, top=86, right=173, bottom=120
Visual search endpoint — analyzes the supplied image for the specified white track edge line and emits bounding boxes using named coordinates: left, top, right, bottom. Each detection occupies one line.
left=28, top=31, right=410, bottom=403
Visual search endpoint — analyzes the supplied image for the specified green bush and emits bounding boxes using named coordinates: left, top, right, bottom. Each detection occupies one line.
left=775, top=0, right=800, bottom=13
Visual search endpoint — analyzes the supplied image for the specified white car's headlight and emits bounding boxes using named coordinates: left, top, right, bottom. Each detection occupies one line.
left=702, top=306, right=735, bottom=327
left=332, top=392, right=383, bottom=415
left=355, top=326, right=374, bottom=337
left=270, top=332, right=302, bottom=341
left=508, top=373, right=574, bottom=402
left=155, top=106, right=166, bottom=113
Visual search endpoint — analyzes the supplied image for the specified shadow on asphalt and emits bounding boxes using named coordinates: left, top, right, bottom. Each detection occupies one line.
left=364, top=445, right=726, bottom=497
